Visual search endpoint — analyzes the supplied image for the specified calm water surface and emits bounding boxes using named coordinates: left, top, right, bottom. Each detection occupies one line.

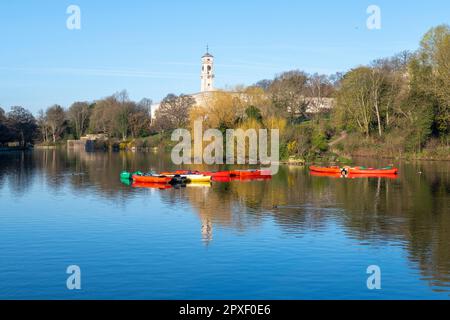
left=0, top=149, right=449, bottom=299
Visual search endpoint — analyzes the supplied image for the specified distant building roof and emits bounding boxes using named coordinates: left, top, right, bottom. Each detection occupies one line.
left=202, top=52, right=214, bottom=58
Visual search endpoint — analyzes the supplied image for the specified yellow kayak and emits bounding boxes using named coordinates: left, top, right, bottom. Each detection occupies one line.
left=183, top=175, right=212, bottom=183
left=186, top=182, right=212, bottom=188
left=163, top=174, right=212, bottom=183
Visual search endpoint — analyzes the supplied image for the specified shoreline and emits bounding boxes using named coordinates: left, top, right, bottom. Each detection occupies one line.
left=0, top=146, right=33, bottom=152
left=12, top=145, right=450, bottom=163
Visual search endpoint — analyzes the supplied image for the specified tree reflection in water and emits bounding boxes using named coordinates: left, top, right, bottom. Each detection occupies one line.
left=0, top=149, right=449, bottom=294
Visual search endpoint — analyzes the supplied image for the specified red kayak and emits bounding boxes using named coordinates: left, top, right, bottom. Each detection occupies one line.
left=161, top=170, right=231, bottom=178
left=132, top=175, right=173, bottom=184
left=349, top=167, right=398, bottom=175
left=310, top=171, right=399, bottom=180
left=132, top=182, right=173, bottom=189
left=309, top=166, right=341, bottom=174
left=213, top=175, right=272, bottom=183
left=310, top=166, right=398, bottom=175
left=198, top=171, right=231, bottom=178
left=160, top=170, right=274, bottom=178
left=231, top=170, right=264, bottom=177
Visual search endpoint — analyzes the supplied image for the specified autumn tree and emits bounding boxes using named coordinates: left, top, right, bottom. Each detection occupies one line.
left=244, top=106, right=263, bottom=123
left=241, top=86, right=272, bottom=119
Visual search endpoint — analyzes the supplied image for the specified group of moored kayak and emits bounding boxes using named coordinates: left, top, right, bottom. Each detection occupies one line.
left=120, top=169, right=272, bottom=188
left=120, top=165, right=399, bottom=188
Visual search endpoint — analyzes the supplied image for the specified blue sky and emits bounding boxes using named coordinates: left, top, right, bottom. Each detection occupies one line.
left=0, top=0, right=449, bottom=113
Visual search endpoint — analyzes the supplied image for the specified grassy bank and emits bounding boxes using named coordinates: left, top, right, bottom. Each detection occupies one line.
left=332, top=133, right=450, bottom=161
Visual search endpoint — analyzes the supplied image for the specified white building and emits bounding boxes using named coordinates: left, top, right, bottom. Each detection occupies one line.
left=151, top=49, right=335, bottom=119
left=151, top=48, right=218, bottom=119
left=200, top=48, right=215, bottom=92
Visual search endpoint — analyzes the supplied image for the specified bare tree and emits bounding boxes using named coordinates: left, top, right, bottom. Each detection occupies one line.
left=254, top=79, right=273, bottom=91
left=335, top=68, right=374, bottom=137
left=115, top=101, right=133, bottom=141
left=36, top=109, right=50, bottom=143
left=129, top=104, right=151, bottom=138
left=68, top=102, right=90, bottom=139
left=46, top=105, right=66, bottom=143
left=90, top=98, right=114, bottom=135
left=124, top=98, right=153, bottom=138
left=308, top=74, right=335, bottom=99
left=153, top=94, right=195, bottom=131
left=138, top=98, right=153, bottom=125
left=269, top=71, right=311, bottom=121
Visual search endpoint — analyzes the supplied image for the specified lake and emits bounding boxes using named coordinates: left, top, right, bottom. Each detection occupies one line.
left=0, top=149, right=449, bottom=299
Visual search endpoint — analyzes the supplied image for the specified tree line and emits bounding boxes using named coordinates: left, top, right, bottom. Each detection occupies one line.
left=0, top=106, right=37, bottom=147
left=1, top=90, right=153, bottom=147
left=153, top=71, right=339, bottom=131
left=151, top=24, right=449, bottom=159
left=1, top=25, right=448, bottom=158
left=334, top=25, right=449, bottom=154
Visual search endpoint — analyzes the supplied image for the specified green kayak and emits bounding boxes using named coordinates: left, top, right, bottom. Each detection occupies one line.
left=120, top=171, right=142, bottom=180
left=120, top=177, right=132, bottom=186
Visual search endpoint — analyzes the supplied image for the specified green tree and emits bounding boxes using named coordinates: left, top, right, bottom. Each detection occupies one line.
left=335, top=68, right=374, bottom=137
left=244, top=105, right=263, bottom=123
left=413, top=25, right=450, bottom=140
left=7, top=106, right=37, bottom=146
left=0, top=107, right=10, bottom=144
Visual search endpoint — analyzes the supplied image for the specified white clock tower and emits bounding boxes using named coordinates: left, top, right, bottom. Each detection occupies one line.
left=200, top=46, right=215, bottom=92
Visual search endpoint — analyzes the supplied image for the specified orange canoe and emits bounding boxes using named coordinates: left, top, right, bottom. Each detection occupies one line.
left=231, top=170, right=263, bottom=177
left=132, top=175, right=173, bottom=184
left=310, top=171, right=399, bottom=180
left=310, top=166, right=398, bottom=175
left=349, top=167, right=399, bottom=175
left=200, top=171, right=232, bottom=178
left=309, top=166, right=342, bottom=174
